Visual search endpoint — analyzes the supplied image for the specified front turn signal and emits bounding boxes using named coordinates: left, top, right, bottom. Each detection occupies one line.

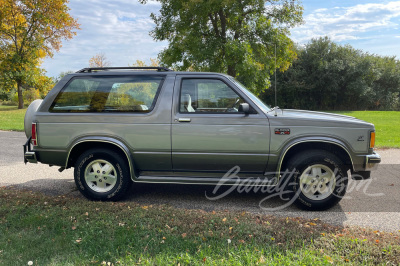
left=370, top=131, right=375, bottom=149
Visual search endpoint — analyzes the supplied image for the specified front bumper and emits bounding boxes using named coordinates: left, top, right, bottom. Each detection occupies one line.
left=351, top=152, right=381, bottom=180
left=364, top=152, right=381, bottom=171
left=23, top=137, right=37, bottom=164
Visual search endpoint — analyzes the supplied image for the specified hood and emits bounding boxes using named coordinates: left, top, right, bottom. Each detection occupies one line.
left=267, top=108, right=374, bottom=128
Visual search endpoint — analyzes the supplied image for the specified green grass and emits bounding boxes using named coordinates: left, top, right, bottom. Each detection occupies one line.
left=0, top=105, right=26, bottom=131
left=0, top=188, right=399, bottom=265
left=330, top=111, right=400, bottom=148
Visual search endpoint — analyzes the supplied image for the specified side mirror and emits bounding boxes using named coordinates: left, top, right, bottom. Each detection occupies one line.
left=238, top=103, right=250, bottom=115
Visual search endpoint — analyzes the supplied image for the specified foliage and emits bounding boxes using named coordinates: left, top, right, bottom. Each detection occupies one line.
left=3, top=68, right=54, bottom=103
left=89, top=52, right=111, bottom=67
left=142, top=0, right=303, bottom=96
left=263, top=37, right=400, bottom=110
left=1, top=67, right=53, bottom=103
left=0, top=0, right=80, bottom=108
left=28, top=67, right=54, bottom=97
left=0, top=90, right=8, bottom=101
left=23, top=87, right=40, bottom=103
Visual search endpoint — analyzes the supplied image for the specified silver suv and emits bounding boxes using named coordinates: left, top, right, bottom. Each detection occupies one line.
left=23, top=67, right=381, bottom=210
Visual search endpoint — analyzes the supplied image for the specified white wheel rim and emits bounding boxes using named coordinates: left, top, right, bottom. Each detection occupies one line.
left=299, top=164, right=336, bottom=201
left=84, top=159, right=117, bottom=193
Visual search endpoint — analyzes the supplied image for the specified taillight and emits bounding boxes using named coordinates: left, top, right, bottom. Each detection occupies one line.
left=31, top=123, right=38, bottom=146
left=370, top=131, right=375, bottom=149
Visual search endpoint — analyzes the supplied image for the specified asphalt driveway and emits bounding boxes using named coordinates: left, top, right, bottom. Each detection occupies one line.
left=1, top=130, right=399, bottom=232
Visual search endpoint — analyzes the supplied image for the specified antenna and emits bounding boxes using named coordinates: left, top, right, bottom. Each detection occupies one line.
left=274, top=43, right=278, bottom=117
left=274, top=43, right=277, bottom=108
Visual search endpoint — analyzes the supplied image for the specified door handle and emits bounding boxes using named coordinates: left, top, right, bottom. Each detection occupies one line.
left=178, top=118, right=191, bottom=122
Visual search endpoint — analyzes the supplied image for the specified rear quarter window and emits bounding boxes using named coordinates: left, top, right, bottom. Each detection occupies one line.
left=49, top=75, right=164, bottom=113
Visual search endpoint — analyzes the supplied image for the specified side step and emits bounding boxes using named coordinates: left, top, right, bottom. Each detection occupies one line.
left=134, top=175, right=278, bottom=186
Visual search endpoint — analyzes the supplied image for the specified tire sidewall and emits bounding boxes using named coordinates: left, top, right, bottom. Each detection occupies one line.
left=288, top=151, right=348, bottom=210
left=74, top=149, right=130, bottom=200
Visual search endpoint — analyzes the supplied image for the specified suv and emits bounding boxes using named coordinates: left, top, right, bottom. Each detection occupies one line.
left=23, top=67, right=381, bottom=210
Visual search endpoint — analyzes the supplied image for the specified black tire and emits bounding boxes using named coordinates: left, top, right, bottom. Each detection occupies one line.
left=284, top=150, right=348, bottom=211
left=74, top=148, right=132, bottom=201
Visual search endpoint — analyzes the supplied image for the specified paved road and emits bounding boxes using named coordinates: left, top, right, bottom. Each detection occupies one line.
left=1, top=131, right=399, bottom=232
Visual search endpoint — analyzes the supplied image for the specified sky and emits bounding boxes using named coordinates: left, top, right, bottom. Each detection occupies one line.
left=42, top=0, right=400, bottom=78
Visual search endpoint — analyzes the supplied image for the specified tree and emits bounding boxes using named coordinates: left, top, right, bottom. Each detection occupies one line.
left=141, top=0, right=303, bottom=95
left=262, top=37, right=400, bottom=111
left=0, top=0, right=80, bottom=108
left=23, top=87, right=40, bottom=104
left=364, top=55, right=400, bottom=110
left=89, top=52, right=111, bottom=68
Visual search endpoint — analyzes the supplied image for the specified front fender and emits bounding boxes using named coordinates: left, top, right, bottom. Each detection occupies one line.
left=270, top=135, right=356, bottom=177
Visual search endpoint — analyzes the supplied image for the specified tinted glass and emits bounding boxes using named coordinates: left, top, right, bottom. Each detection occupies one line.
left=50, top=76, right=164, bottom=112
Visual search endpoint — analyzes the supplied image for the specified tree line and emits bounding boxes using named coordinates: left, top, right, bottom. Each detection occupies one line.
left=261, top=37, right=400, bottom=111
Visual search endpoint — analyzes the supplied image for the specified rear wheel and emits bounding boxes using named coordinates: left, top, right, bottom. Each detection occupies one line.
left=285, top=150, right=348, bottom=211
left=74, top=148, right=132, bottom=201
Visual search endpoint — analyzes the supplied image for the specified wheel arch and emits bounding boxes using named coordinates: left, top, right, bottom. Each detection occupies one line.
left=278, top=139, right=354, bottom=176
left=66, top=137, right=138, bottom=180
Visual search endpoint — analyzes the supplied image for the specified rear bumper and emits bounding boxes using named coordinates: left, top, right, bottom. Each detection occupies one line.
left=23, top=138, right=37, bottom=164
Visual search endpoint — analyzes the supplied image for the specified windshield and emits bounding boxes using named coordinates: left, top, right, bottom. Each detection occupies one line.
left=229, top=77, right=271, bottom=113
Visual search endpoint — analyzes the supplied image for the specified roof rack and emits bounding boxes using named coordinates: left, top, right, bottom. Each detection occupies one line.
left=76, top=66, right=172, bottom=73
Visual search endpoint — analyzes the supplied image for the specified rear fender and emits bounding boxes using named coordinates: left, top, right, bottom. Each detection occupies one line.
left=66, top=136, right=138, bottom=180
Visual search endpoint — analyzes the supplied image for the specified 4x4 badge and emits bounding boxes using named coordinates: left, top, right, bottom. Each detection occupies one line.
left=275, top=128, right=290, bottom=135
left=357, top=135, right=365, bottom=141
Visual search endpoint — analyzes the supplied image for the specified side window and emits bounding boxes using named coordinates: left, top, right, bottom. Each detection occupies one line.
left=180, top=79, right=245, bottom=113
left=50, top=76, right=164, bottom=112
left=49, top=79, right=100, bottom=112
left=104, top=81, right=160, bottom=112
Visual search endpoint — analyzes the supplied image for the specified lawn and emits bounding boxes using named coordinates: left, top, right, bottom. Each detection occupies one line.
left=0, top=106, right=398, bottom=148
left=0, top=188, right=399, bottom=265
left=0, top=105, right=26, bottom=131
left=331, top=111, right=400, bottom=149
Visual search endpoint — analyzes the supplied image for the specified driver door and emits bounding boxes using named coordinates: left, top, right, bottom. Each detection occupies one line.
left=171, top=75, right=270, bottom=174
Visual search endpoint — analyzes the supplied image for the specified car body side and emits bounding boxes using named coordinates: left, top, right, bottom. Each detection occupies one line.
left=26, top=71, right=379, bottom=185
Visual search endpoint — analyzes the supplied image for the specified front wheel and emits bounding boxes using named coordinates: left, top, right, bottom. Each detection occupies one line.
left=285, top=150, right=348, bottom=211
left=74, top=148, right=132, bottom=201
